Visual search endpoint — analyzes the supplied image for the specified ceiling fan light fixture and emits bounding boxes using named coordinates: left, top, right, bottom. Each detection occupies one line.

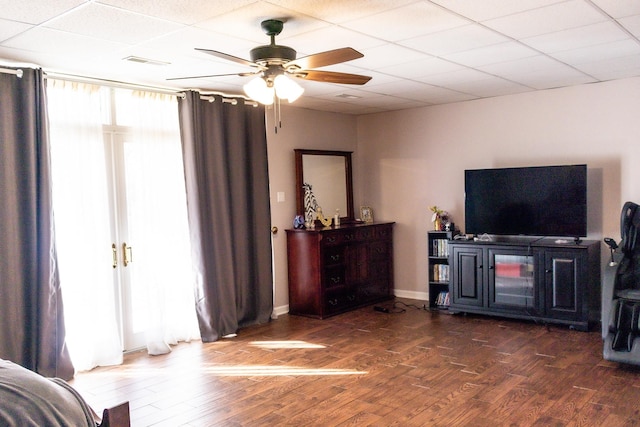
left=274, top=74, right=304, bottom=103
left=243, top=76, right=274, bottom=105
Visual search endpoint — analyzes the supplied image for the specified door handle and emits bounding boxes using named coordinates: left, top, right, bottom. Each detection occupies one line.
left=112, top=243, right=117, bottom=268
left=122, top=242, right=133, bottom=267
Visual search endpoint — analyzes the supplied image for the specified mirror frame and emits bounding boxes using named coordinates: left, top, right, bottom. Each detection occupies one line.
left=295, top=149, right=355, bottom=223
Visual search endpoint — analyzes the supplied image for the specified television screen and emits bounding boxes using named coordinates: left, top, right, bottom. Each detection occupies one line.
left=464, top=164, right=587, bottom=238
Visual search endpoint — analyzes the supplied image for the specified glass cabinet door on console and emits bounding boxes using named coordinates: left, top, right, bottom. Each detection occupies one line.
left=488, top=249, right=538, bottom=313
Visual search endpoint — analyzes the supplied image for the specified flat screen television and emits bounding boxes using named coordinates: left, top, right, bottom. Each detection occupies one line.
left=464, top=164, right=587, bottom=238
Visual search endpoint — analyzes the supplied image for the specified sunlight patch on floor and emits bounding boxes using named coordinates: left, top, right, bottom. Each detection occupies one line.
left=248, top=340, right=326, bottom=349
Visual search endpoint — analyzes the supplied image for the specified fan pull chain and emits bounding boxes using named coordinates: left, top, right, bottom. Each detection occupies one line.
left=273, top=97, right=278, bottom=134
left=273, top=96, right=284, bottom=134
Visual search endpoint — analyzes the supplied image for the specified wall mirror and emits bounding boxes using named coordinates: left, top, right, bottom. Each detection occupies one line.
left=295, top=149, right=354, bottom=223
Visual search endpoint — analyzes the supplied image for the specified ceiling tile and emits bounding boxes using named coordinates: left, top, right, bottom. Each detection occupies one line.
left=96, top=0, right=254, bottom=25
left=589, top=0, right=640, bottom=18
left=480, top=56, right=596, bottom=88
left=44, top=3, right=184, bottom=45
left=0, top=19, right=32, bottom=42
left=367, top=79, right=476, bottom=104
left=268, top=0, right=416, bottom=23
left=377, top=56, right=465, bottom=79
left=483, top=0, right=607, bottom=39
left=619, top=14, right=640, bottom=38
left=137, top=26, right=257, bottom=63
left=352, top=44, right=428, bottom=70
left=0, top=0, right=639, bottom=114
left=399, top=23, right=509, bottom=56
left=551, top=39, right=640, bottom=65
left=436, top=75, right=533, bottom=98
left=522, top=21, right=631, bottom=53
left=429, top=0, right=566, bottom=22
left=0, top=0, right=85, bottom=25
left=443, top=41, right=539, bottom=68
left=194, top=3, right=328, bottom=44
left=575, top=54, right=640, bottom=80
left=3, top=27, right=126, bottom=55
left=418, top=67, right=498, bottom=86
left=278, top=26, right=385, bottom=58
left=341, top=2, right=469, bottom=41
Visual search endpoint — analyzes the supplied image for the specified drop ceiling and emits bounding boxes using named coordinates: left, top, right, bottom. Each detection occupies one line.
left=1, top=0, right=639, bottom=114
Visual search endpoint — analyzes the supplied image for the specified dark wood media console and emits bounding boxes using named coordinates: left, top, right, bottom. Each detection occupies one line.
left=286, top=222, right=394, bottom=319
left=448, top=237, right=601, bottom=331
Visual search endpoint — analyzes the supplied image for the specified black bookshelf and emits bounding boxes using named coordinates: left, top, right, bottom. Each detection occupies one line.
left=428, top=230, right=456, bottom=309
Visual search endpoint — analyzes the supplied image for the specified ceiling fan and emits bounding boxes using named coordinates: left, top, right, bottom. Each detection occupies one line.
left=168, top=19, right=371, bottom=105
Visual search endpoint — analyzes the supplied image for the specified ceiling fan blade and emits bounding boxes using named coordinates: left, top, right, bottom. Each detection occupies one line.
left=167, top=72, right=257, bottom=81
left=286, top=47, right=363, bottom=70
left=294, top=70, right=371, bottom=85
left=195, top=48, right=258, bottom=68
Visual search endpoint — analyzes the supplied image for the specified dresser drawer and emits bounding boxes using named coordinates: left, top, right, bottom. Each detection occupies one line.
left=325, top=289, right=357, bottom=314
left=324, top=265, right=346, bottom=288
left=369, top=241, right=390, bottom=259
left=322, top=230, right=357, bottom=246
left=324, top=246, right=346, bottom=266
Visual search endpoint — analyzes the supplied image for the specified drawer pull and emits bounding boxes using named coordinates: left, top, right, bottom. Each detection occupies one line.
left=328, top=298, right=338, bottom=306
left=330, top=276, right=342, bottom=284
left=330, top=254, right=341, bottom=261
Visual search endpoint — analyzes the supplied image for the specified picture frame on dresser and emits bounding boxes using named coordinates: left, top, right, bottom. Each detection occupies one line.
left=360, top=206, right=373, bottom=223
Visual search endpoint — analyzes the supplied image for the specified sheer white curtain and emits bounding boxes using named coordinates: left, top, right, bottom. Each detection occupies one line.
left=121, top=90, right=200, bottom=355
left=47, top=80, right=123, bottom=371
left=48, top=82, right=200, bottom=371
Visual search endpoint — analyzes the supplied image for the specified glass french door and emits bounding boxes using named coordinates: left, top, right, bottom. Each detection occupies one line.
left=107, top=130, right=195, bottom=351
left=49, top=84, right=197, bottom=370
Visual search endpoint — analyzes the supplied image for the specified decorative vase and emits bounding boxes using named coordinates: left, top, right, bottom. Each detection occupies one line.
left=434, top=218, right=441, bottom=231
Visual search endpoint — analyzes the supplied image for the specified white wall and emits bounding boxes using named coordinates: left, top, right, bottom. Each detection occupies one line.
left=265, top=106, right=358, bottom=315
left=356, top=76, right=640, bottom=329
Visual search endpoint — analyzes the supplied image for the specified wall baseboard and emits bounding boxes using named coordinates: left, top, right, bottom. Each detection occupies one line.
left=394, top=289, right=428, bottom=301
left=273, top=290, right=428, bottom=317
left=272, top=304, right=289, bottom=319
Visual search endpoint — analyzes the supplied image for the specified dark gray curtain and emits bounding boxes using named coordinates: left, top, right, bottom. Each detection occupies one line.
left=178, top=91, right=273, bottom=341
left=0, top=68, right=74, bottom=379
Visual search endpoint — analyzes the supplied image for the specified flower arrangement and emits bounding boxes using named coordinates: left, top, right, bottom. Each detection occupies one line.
left=430, top=206, right=450, bottom=231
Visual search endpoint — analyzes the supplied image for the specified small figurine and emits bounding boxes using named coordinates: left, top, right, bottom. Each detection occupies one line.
left=293, top=215, right=305, bottom=229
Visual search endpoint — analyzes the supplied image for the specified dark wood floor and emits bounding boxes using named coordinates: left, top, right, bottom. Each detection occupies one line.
left=70, top=299, right=640, bottom=426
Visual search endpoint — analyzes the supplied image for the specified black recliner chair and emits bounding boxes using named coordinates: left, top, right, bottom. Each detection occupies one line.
left=603, top=201, right=640, bottom=364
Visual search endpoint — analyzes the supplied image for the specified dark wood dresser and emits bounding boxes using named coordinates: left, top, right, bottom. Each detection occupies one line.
left=286, top=222, right=394, bottom=319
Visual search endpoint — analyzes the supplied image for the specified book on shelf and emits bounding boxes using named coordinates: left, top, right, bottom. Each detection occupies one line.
left=435, top=291, right=450, bottom=307
left=432, top=264, right=450, bottom=282
left=431, top=239, right=449, bottom=257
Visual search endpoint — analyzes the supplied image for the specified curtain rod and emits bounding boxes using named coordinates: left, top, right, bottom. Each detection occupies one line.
left=44, top=71, right=257, bottom=105
left=0, top=67, right=23, bottom=78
